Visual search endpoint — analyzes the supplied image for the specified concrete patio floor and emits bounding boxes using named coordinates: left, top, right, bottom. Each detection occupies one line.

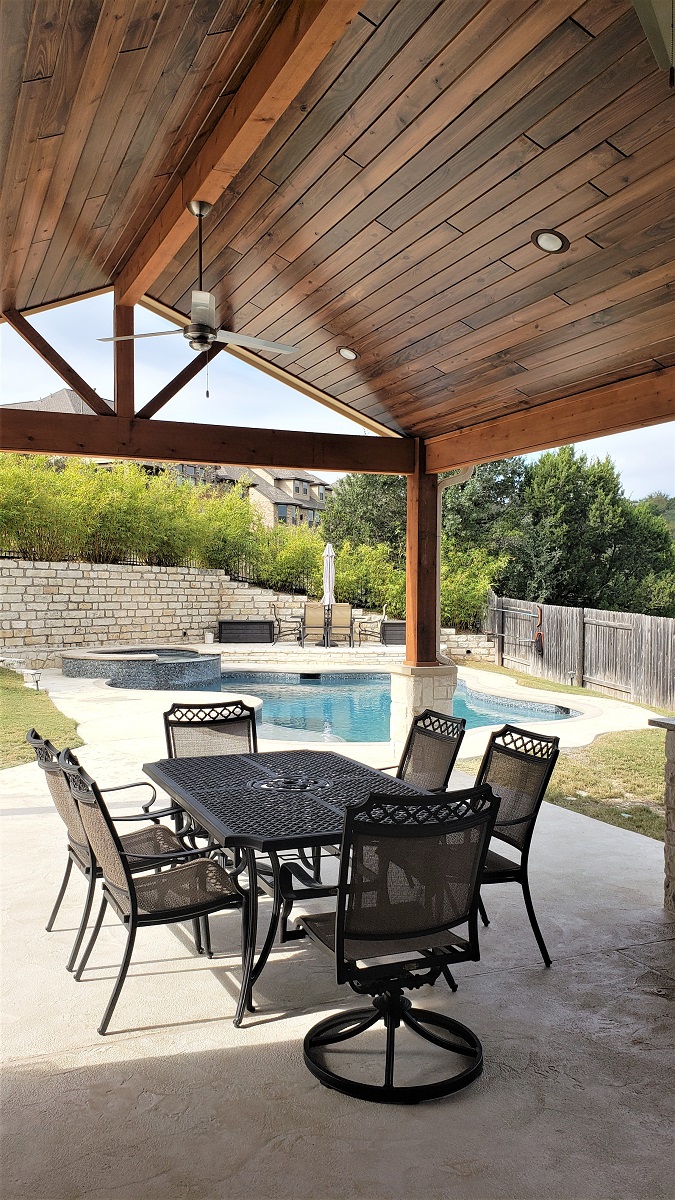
left=1, top=669, right=673, bottom=1200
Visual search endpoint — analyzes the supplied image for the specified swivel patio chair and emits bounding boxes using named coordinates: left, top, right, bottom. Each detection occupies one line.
left=59, top=749, right=244, bottom=1035
left=271, top=603, right=303, bottom=645
left=328, top=603, right=353, bottom=647
left=302, top=602, right=326, bottom=645
left=27, top=729, right=191, bottom=972
left=163, top=699, right=258, bottom=758
left=300, top=785, right=500, bottom=1103
left=383, top=709, right=467, bottom=792
left=474, top=724, right=560, bottom=966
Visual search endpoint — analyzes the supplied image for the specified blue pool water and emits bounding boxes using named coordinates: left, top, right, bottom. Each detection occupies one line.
left=219, top=672, right=578, bottom=743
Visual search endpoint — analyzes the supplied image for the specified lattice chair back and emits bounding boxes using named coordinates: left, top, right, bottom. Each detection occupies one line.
left=163, top=701, right=258, bottom=758
left=474, top=725, right=560, bottom=852
left=59, top=749, right=134, bottom=916
left=26, top=729, right=90, bottom=864
left=334, top=787, right=499, bottom=984
left=397, top=710, right=466, bottom=791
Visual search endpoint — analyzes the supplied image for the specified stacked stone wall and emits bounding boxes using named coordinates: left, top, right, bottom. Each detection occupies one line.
left=441, top=630, right=494, bottom=662
left=0, top=560, right=306, bottom=667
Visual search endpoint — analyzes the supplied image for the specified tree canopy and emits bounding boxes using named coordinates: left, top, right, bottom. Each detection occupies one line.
left=321, top=473, right=407, bottom=563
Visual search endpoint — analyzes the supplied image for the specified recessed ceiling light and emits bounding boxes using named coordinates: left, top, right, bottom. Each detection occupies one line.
left=531, top=228, right=570, bottom=254
left=338, top=347, right=358, bottom=360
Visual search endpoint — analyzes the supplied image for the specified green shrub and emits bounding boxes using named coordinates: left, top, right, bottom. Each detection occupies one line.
left=440, top=545, right=508, bottom=629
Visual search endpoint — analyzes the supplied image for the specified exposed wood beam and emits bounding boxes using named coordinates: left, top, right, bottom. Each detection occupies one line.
left=2, top=307, right=114, bottom=416
left=136, top=344, right=227, bottom=419
left=405, top=440, right=439, bottom=667
left=115, top=0, right=363, bottom=307
left=113, top=300, right=134, bottom=418
left=0, top=408, right=415, bottom=474
left=424, top=368, right=675, bottom=473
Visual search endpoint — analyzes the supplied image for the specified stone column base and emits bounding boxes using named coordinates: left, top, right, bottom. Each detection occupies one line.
left=389, top=662, right=458, bottom=760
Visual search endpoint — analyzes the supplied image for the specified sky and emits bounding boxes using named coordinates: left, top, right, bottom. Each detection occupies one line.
left=1, top=291, right=673, bottom=498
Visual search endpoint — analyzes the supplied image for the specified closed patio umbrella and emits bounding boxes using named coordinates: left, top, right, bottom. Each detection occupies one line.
left=321, top=542, right=335, bottom=606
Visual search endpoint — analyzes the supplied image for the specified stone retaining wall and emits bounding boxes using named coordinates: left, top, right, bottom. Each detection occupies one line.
left=441, top=630, right=494, bottom=661
left=0, top=560, right=306, bottom=668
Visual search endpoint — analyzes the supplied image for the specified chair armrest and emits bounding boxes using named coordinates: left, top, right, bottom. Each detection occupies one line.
left=101, top=780, right=157, bottom=807
left=119, top=846, right=210, bottom=864
left=380, top=765, right=398, bottom=774
left=277, top=861, right=337, bottom=899
left=112, top=805, right=184, bottom=823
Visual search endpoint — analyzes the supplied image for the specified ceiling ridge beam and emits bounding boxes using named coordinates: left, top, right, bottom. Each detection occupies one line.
left=424, top=368, right=675, bottom=472
left=114, top=0, right=363, bottom=307
left=2, top=307, right=114, bottom=416
left=0, top=408, right=415, bottom=475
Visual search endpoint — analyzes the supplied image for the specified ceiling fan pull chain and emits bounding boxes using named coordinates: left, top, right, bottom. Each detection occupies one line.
left=205, top=348, right=210, bottom=399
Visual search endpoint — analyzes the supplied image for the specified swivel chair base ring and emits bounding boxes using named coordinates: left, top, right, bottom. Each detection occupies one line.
left=303, top=991, right=483, bottom=1104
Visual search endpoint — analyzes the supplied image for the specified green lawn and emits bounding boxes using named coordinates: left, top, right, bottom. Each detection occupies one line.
left=0, top=667, right=83, bottom=768
left=462, top=727, right=667, bottom=842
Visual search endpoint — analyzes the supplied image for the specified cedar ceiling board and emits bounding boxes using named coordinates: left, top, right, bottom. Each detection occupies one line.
left=38, top=0, right=104, bottom=139
left=573, top=0, right=632, bottom=36
left=0, top=0, right=33, bottom=184
left=23, top=50, right=145, bottom=310
left=119, top=0, right=167, bottom=52
left=92, top=0, right=238, bottom=260
left=593, top=129, right=675, bottom=197
left=224, top=29, right=648, bottom=348
left=610, top=94, right=675, bottom=156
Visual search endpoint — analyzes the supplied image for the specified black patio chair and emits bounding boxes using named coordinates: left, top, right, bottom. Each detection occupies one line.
left=384, top=709, right=467, bottom=792
left=474, top=724, right=560, bottom=966
left=354, top=604, right=387, bottom=646
left=299, top=786, right=500, bottom=1103
left=59, top=749, right=244, bottom=1035
left=27, top=729, right=191, bottom=971
left=163, top=699, right=258, bottom=758
left=271, top=603, right=303, bottom=645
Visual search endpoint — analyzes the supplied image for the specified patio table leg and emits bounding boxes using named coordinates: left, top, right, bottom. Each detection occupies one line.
left=234, top=849, right=259, bottom=1027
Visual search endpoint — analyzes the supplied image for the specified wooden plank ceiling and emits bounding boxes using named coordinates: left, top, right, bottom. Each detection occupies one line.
left=2, top=0, right=674, bottom=441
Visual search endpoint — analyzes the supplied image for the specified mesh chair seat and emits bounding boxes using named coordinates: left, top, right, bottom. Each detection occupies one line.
left=121, top=823, right=185, bottom=864
left=303, top=911, right=468, bottom=961
left=482, top=848, right=521, bottom=878
left=132, top=857, right=239, bottom=917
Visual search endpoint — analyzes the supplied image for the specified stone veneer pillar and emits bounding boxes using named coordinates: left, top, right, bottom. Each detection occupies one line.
left=648, top=717, right=675, bottom=912
left=389, top=661, right=458, bottom=760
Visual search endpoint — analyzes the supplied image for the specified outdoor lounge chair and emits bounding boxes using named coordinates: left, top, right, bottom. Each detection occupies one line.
left=384, top=709, right=467, bottom=792
left=271, top=603, right=303, bottom=645
left=27, top=729, right=190, bottom=972
left=299, top=785, right=500, bottom=1102
left=59, top=749, right=244, bottom=1035
left=302, top=602, right=326, bottom=645
left=474, top=724, right=560, bottom=966
left=329, top=603, right=353, bottom=646
left=354, top=605, right=386, bottom=645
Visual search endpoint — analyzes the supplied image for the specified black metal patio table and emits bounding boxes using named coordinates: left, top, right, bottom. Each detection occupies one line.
left=143, top=748, right=425, bottom=1025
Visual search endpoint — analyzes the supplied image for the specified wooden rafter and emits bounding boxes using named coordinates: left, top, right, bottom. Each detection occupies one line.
left=424, top=368, right=675, bottom=472
left=135, top=344, right=227, bottom=420
left=0, top=408, right=415, bottom=475
left=114, top=0, right=363, bottom=307
left=2, top=307, right=113, bottom=417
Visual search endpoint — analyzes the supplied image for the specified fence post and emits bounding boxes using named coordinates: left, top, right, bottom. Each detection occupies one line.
left=495, top=595, right=503, bottom=667
left=575, top=608, right=585, bottom=687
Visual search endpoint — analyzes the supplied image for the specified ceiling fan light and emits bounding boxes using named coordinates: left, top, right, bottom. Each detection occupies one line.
left=531, top=228, right=569, bottom=253
left=338, top=346, right=358, bottom=360
left=187, top=199, right=213, bottom=219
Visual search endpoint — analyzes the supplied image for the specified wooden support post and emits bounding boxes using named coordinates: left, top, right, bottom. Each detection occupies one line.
left=405, top=439, right=438, bottom=667
left=576, top=608, right=586, bottom=687
left=113, top=301, right=134, bottom=417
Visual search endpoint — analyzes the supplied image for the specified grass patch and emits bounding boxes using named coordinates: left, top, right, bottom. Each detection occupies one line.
left=461, top=727, right=667, bottom=842
left=0, top=668, right=83, bottom=768
left=459, top=658, right=673, bottom=714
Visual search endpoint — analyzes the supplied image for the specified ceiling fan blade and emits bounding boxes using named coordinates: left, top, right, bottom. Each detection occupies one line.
left=215, top=330, right=295, bottom=354
left=98, top=330, right=182, bottom=343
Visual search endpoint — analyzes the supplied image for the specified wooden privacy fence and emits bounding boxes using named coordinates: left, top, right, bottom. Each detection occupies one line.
left=487, top=592, right=675, bottom=710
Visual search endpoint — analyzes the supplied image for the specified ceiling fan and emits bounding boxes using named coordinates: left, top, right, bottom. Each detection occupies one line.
left=100, top=200, right=295, bottom=355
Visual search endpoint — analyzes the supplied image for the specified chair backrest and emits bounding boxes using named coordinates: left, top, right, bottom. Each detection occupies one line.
left=303, top=603, right=326, bottom=635
left=334, top=787, right=499, bottom=984
left=59, top=749, right=134, bottom=915
left=163, top=700, right=258, bottom=758
left=26, top=728, right=90, bottom=862
left=330, top=603, right=352, bottom=632
left=397, top=709, right=466, bottom=792
left=474, top=724, right=560, bottom=853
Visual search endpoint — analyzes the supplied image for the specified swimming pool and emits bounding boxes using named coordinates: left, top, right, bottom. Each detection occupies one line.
left=219, top=672, right=578, bottom=743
